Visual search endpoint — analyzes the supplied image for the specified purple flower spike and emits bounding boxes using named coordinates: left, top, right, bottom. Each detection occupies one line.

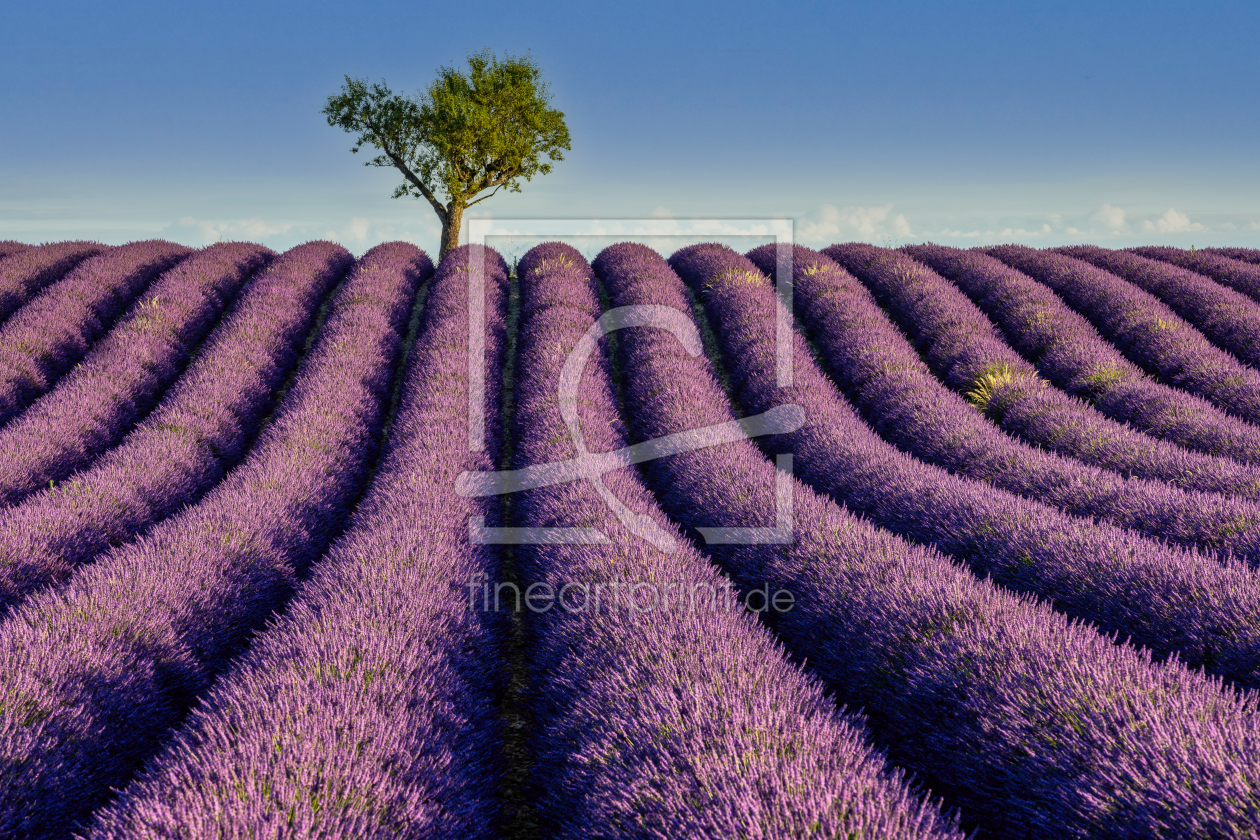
left=0, top=241, right=351, bottom=613
left=512, top=241, right=963, bottom=839
left=596, top=240, right=1260, bottom=838
left=85, top=245, right=506, bottom=840
left=0, top=241, right=427, bottom=839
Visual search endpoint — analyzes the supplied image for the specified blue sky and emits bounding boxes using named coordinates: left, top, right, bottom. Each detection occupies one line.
left=2, top=0, right=1257, bottom=257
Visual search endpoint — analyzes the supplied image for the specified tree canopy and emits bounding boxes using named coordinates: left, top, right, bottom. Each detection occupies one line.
left=324, top=49, right=570, bottom=259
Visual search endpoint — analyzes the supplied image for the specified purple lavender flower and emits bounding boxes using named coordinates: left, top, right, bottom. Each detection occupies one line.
left=85, top=245, right=504, bottom=840
left=0, top=242, right=272, bottom=506
left=599, top=240, right=1260, bottom=838
left=0, top=241, right=350, bottom=614
left=0, top=241, right=189, bottom=425
left=0, top=241, right=427, bottom=839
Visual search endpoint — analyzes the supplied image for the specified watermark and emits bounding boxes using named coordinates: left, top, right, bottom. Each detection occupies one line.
left=459, top=218, right=799, bottom=550
left=466, top=573, right=795, bottom=618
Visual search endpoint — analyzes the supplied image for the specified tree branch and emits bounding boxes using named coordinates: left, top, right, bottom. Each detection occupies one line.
left=468, top=165, right=517, bottom=199
left=362, top=118, right=448, bottom=218
left=464, top=181, right=509, bottom=208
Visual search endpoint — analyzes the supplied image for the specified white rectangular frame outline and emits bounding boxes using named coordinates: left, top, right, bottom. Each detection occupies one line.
left=464, top=217, right=795, bottom=548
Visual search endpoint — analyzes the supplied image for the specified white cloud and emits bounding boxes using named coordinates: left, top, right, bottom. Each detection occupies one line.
left=1091, top=204, right=1127, bottom=232
left=925, top=228, right=984, bottom=238
left=649, top=206, right=673, bottom=219
left=921, top=224, right=1052, bottom=241
left=176, top=216, right=293, bottom=243
left=1147, top=207, right=1205, bottom=234
left=796, top=204, right=913, bottom=245
left=1250, top=221, right=1260, bottom=230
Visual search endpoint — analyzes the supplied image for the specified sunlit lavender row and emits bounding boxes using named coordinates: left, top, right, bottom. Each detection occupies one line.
left=85, top=244, right=504, bottom=839
left=0, top=238, right=1257, bottom=838
left=901, top=243, right=1260, bottom=482
left=0, top=241, right=348, bottom=614
left=0, top=242, right=271, bottom=507
left=0, top=241, right=420, bottom=837
left=515, top=242, right=961, bottom=838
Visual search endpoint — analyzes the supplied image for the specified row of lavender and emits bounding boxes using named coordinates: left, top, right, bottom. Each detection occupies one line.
left=0, top=242, right=192, bottom=425
left=598, top=242, right=1260, bottom=837
left=674, top=241, right=1260, bottom=689
left=85, top=245, right=508, bottom=838
left=3, top=237, right=1260, bottom=836
left=508, top=243, right=961, bottom=837
left=0, top=241, right=424, bottom=837
left=0, top=242, right=106, bottom=325
left=842, top=241, right=1260, bottom=500
left=988, top=245, right=1260, bottom=431
left=0, top=242, right=272, bottom=506
left=760, top=243, right=1260, bottom=561
left=0, top=240, right=965, bottom=838
left=835, top=243, right=1260, bottom=491
left=896, top=244, right=1260, bottom=478
left=0, top=242, right=348, bottom=612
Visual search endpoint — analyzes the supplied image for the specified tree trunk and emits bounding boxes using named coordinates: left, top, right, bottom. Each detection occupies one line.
left=439, top=203, right=464, bottom=261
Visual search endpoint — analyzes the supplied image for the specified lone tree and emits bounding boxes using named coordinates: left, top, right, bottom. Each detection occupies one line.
left=324, top=50, right=570, bottom=259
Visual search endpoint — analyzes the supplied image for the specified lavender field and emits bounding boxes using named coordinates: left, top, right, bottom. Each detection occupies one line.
left=2, top=238, right=1260, bottom=839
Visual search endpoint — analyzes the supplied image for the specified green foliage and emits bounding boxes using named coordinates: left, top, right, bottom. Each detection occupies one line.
left=323, top=49, right=570, bottom=255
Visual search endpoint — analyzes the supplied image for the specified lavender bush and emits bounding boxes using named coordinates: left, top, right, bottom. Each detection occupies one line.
left=0, top=242, right=272, bottom=506
left=0, top=241, right=190, bottom=425
left=901, top=242, right=1260, bottom=473
left=1206, top=247, right=1260, bottom=264
left=0, top=241, right=106, bottom=325
left=1131, top=246, right=1260, bottom=306
left=670, top=243, right=1260, bottom=688
left=85, top=245, right=505, bottom=840
left=1061, top=245, right=1260, bottom=373
left=600, top=240, right=1260, bottom=838
left=988, top=245, right=1260, bottom=426
left=511, top=241, right=962, bottom=839
left=749, top=243, right=1260, bottom=556
left=0, top=241, right=425, bottom=839
left=0, top=242, right=350, bottom=614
